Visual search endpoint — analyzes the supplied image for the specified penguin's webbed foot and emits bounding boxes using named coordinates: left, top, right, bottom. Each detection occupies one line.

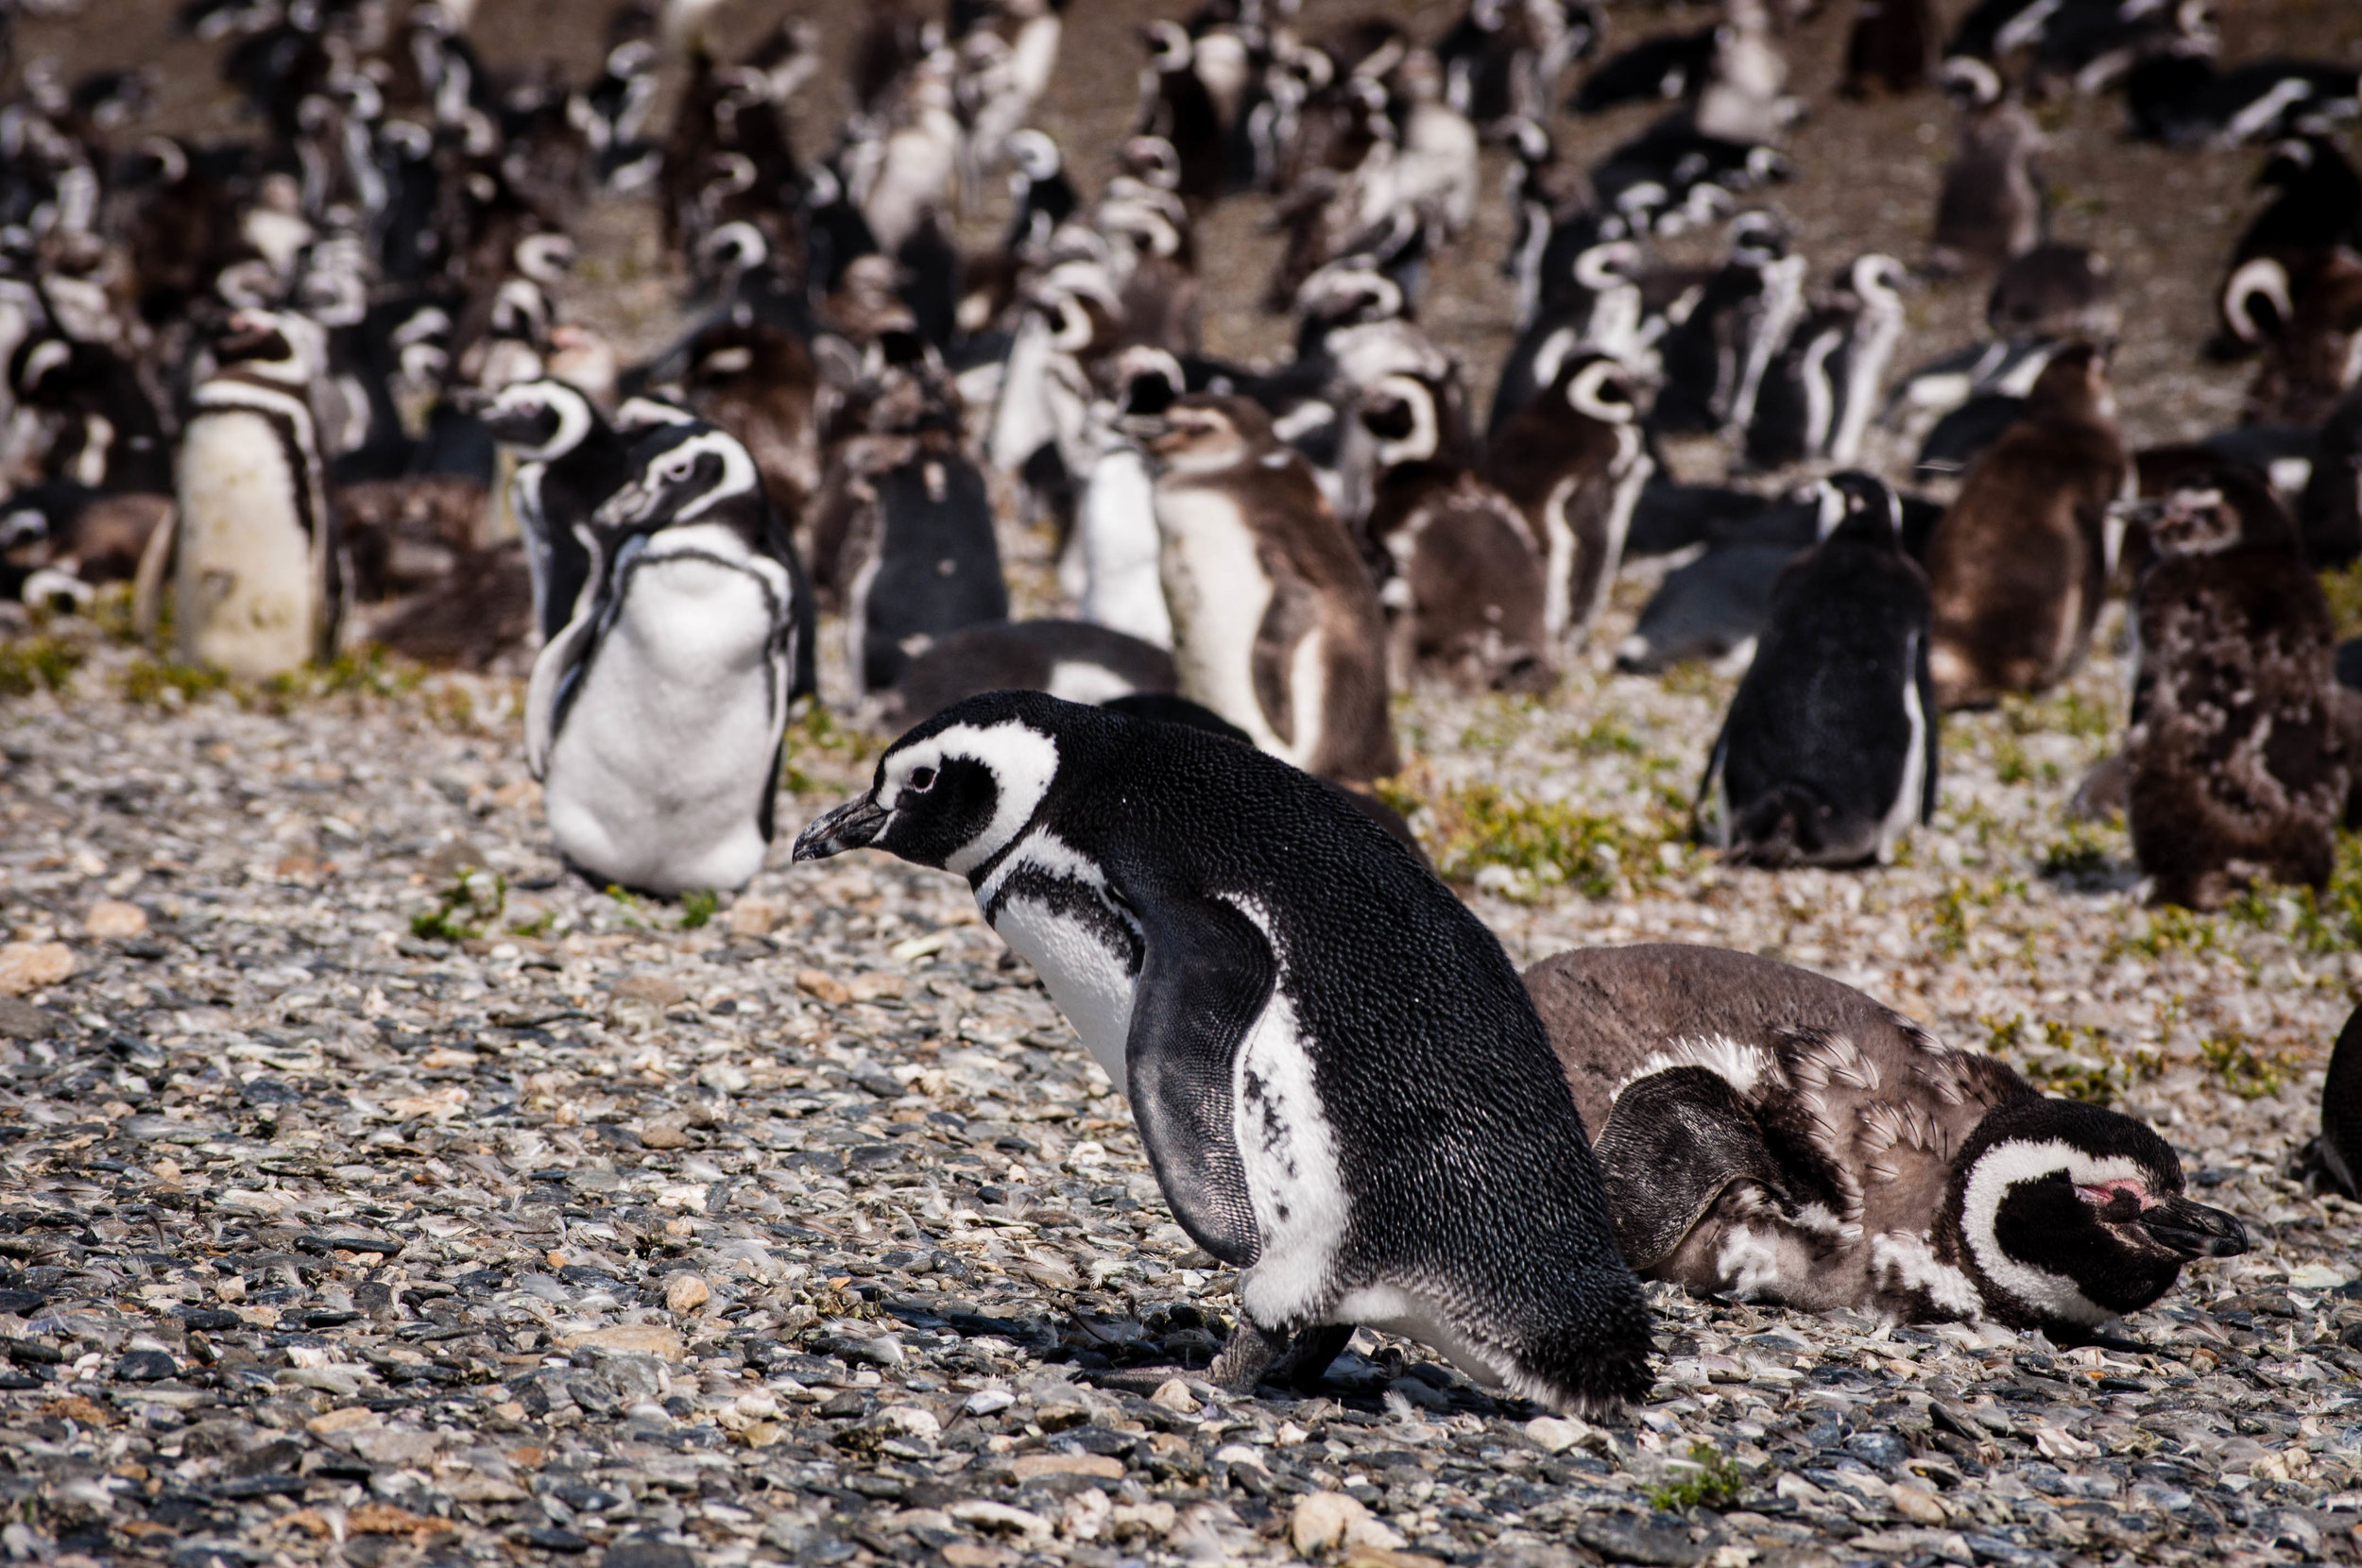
left=1208, top=1320, right=1355, bottom=1396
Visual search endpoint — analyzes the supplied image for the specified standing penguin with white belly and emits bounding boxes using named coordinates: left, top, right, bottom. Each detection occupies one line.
left=1145, top=395, right=1399, bottom=784
left=172, top=310, right=339, bottom=678
left=1700, top=472, right=1938, bottom=868
left=528, top=419, right=816, bottom=895
left=793, top=691, right=1653, bottom=1410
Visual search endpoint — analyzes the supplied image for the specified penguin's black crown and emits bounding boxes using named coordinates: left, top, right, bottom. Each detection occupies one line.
left=1938, top=1096, right=2247, bottom=1336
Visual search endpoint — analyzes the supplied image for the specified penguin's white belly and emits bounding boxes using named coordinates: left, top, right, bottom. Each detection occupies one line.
left=544, top=554, right=782, bottom=893
left=1231, top=976, right=1352, bottom=1327
left=175, top=409, right=315, bottom=679
left=989, top=895, right=1138, bottom=1090
left=1079, top=446, right=1172, bottom=648
left=1156, top=486, right=1286, bottom=755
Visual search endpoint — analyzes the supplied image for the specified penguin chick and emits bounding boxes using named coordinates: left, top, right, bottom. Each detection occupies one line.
left=1146, top=394, right=1399, bottom=784
left=2126, top=468, right=2344, bottom=911
left=1988, top=243, right=2119, bottom=341
left=1481, top=349, right=1653, bottom=653
left=172, top=310, right=338, bottom=679
left=1526, top=944, right=2249, bottom=1335
left=1922, top=343, right=2128, bottom=709
left=1699, top=472, right=1937, bottom=868
left=794, top=691, right=1654, bottom=1412
left=1928, top=62, right=2045, bottom=276
left=1359, top=371, right=1552, bottom=691
left=676, top=315, right=822, bottom=527
left=525, top=419, right=815, bottom=895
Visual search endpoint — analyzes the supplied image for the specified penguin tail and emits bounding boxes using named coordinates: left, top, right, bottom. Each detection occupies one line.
left=1494, top=1287, right=1657, bottom=1419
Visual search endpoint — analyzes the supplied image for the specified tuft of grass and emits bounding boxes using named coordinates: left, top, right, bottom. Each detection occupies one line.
left=119, top=656, right=228, bottom=707
left=0, top=636, right=84, bottom=698
left=1460, top=696, right=1540, bottom=753
left=2199, top=1032, right=2298, bottom=1101
left=2039, top=820, right=2119, bottom=885
left=2109, top=904, right=2218, bottom=961
left=678, top=890, right=718, bottom=929
left=796, top=704, right=880, bottom=765
left=264, top=646, right=421, bottom=705
left=2002, top=690, right=2116, bottom=742
left=1932, top=878, right=1977, bottom=956
left=1985, top=1015, right=2160, bottom=1105
left=411, top=866, right=507, bottom=943
left=2321, top=562, right=2362, bottom=640
left=1559, top=716, right=1646, bottom=759
left=1400, top=781, right=1680, bottom=898
left=1648, top=1442, right=1747, bottom=1511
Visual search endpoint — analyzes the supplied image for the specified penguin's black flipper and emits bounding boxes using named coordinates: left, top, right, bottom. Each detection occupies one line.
left=1594, top=1065, right=1783, bottom=1270
left=1125, top=895, right=1275, bottom=1269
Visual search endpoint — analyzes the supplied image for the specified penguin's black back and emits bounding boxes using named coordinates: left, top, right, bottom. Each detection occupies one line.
left=2321, top=1004, right=2362, bottom=1199
left=935, top=691, right=1653, bottom=1406
left=862, top=450, right=1009, bottom=691
left=1715, top=521, right=1933, bottom=863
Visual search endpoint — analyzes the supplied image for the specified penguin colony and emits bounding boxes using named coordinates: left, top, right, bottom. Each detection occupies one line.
left=6, top=0, right=2360, bottom=1399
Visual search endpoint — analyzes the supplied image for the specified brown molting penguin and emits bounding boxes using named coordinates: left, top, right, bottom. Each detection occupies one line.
left=676, top=315, right=821, bottom=528
left=1481, top=349, right=1652, bottom=654
left=1525, top=944, right=2248, bottom=1334
left=1923, top=343, right=2128, bottom=709
left=1988, top=243, right=2119, bottom=341
left=2126, top=468, right=2344, bottom=911
left=1359, top=370, right=1553, bottom=692
left=2233, top=249, right=2362, bottom=428
left=1929, top=60, right=2045, bottom=277
left=1147, top=394, right=1399, bottom=784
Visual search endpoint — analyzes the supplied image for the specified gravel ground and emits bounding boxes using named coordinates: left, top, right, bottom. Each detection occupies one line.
left=7, top=0, right=2362, bottom=1566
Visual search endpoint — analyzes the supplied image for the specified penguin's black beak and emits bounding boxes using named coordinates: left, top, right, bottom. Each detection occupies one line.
left=2138, top=1194, right=2249, bottom=1260
left=592, top=481, right=655, bottom=528
left=792, top=795, right=887, bottom=861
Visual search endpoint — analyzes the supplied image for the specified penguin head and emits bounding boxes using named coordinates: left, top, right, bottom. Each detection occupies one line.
left=1144, top=394, right=1272, bottom=476
left=1941, top=1096, right=2247, bottom=1335
left=1844, top=253, right=1910, bottom=306
left=1813, top=471, right=1903, bottom=544
left=795, top=691, right=1081, bottom=877
left=213, top=310, right=320, bottom=385
left=1360, top=371, right=1468, bottom=471
left=480, top=378, right=601, bottom=461
left=594, top=421, right=764, bottom=533
left=2142, top=465, right=2298, bottom=559
left=1549, top=350, right=1640, bottom=426
left=2024, top=341, right=2114, bottom=422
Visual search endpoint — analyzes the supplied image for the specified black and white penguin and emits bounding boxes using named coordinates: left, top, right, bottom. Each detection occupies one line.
left=1147, top=394, right=1399, bottom=784
left=891, top=618, right=1177, bottom=724
left=1075, top=349, right=1180, bottom=650
left=479, top=378, right=631, bottom=644
left=2125, top=468, right=2345, bottom=911
left=2129, top=59, right=2362, bottom=149
left=171, top=311, right=339, bottom=678
left=2300, top=384, right=2362, bottom=569
left=1525, top=944, right=2247, bottom=1334
left=525, top=419, right=815, bottom=895
left=8, top=335, right=173, bottom=496
left=2307, top=1005, right=2362, bottom=1200
left=1482, top=349, right=1652, bottom=652
left=1648, top=210, right=1806, bottom=441
left=1743, top=253, right=1910, bottom=471
left=837, top=418, right=1009, bottom=694
left=1924, top=344, right=2128, bottom=708
left=1568, top=25, right=1718, bottom=115
left=1613, top=540, right=1798, bottom=674
left=1360, top=371, right=1552, bottom=691
left=1698, top=472, right=1937, bottom=868
left=1842, top=0, right=1936, bottom=98
left=1486, top=232, right=1644, bottom=435
left=1436, top=0, right=1600, bottom=132
left=2234, top=250, right=2362, bottom=429
left=2216, top=135, right=2362, bottom=359
left=792, top=691, right=1654, bottom=1411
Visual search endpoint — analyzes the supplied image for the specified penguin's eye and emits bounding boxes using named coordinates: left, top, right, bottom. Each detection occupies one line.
left=907, top=766, right=937, bottom=793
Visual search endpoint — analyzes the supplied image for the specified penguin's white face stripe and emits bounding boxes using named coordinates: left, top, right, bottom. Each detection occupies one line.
left=1566, top=359, right=1635, bottom=423
left=1960, top=1138, right=2147, bottom=1325
left=666, top=432, right=762, bottom=523
left=2222, top=257, right=2291, bottom=344
left=884, top=721, right=1061, bottom=878
left=19, top=337, right=69, bottom=390
left=492, top=382, right=593, bottom=462
left=1367, top=373, right=1440, bottom=469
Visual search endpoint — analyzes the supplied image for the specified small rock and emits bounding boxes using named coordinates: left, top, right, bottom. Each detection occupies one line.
left=1291, top=1491, right=1406, bottom=1556
left=949, top=1500, right=1053, bottom=1540
left=665, top=1272, right=710, bottom=1312
left=1012, top=1452, right=1123, bottom=1481
left=1526, top=1415, right=1592, bottom=1455
left=848, top=971, right=904, bottom=1001
left=114, top=1349, right=177, bottom=1382
left=1150, top=1378, right=1201, bottom=1414
left=613, top=973, right=687, bottom=1008
left=727, top=897, right=779, bottom=936
left=0, top=997, right=57, bottom=1039
left=1574, top=1514, right=1703, bottom=1568
left=83, top=899, right=148, bottom=938
left=640, top=1117, right=693, bottom=1150
left=963, top=1389, right=1015, bottom=1416
left=796, top=969, right=852, bottom=1005
left=1891, top=1484, right=1950, bottom=1525
left=602, top=1540, right=698, bottom=1568
left=557, top=1324, right=684, bottom=1360
left=307, top=1406, right=381, bottom=1436
left=0, top=942, right=73, bottom=997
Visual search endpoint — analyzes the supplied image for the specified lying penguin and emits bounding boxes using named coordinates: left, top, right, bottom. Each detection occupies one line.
left=1527, top=944, right=2248, bottom=1337
left=794, top=691, right=1653, bottom=1412
left=527, top=419, right=816, bottom=895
